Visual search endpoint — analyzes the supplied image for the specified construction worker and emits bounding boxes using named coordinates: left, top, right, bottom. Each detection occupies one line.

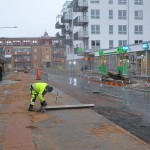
left=29, top=82, right=53, bottom=111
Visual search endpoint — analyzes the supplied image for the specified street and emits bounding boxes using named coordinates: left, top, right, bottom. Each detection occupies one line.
left=46, top=73, right=150, bottom=144
left=0, top=71, right=150, bottom=149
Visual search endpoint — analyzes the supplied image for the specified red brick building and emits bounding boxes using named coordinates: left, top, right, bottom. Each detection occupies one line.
left=0, top=32, right=66, bottom=72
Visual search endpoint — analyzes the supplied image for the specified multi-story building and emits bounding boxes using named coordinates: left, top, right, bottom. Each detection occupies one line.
left=0, top=47, right=7, bottom=72
left=56, top=0, right=150, bottom=71
left=0, top=32, right=65, bottom=72
left=51, top=34, right=66, bottom=69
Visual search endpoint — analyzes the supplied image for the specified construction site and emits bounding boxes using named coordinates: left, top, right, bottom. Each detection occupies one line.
left=1, top=0, right=150, bottom=149
left=0, top=69, right=150, bottom=150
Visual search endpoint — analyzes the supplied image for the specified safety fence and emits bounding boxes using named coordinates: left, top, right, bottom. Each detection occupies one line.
left=79, top=73, right=124, bottom=99
left=79, top=73, right=150, bottom=119
left=30, top=69, right=150, bottom=119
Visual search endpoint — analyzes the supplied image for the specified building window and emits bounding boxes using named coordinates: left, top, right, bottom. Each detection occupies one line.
left=91, top=40, right=100, bottom=49
left=118, top=0, right=127, bottom=5
left=90, top=0, right=100, bottom=4
left=32, top=40, right=38, bottom=45
left=6, top=41, right=12, bottom=45
left=7, top=49, right=11, bottom=53
left=34, top=55, right=37, bottom=59
left=91, top=9, right=100, bottom=19
left=118, top=25, right=127, bottom=34
left=13, top=41, right=20, bottom=46
left=109, top=25, right=113, bottom=34
left=46, top=48, right=48, bottom=52
left=118, top=40, right=127, bottom=46
left=23, top=40, right=30, bottom=46
left=109, top=10, right=113, bottom=19
left=109, top=0, right=113, bottom=4
left=135, top=10, right=143, bottom=20
left=109, top=40, right=114, bottom=48
left=135, top=40, right=143, bottom=44
left=91, top=25, right=100, bottom=34
left=135, top=0, right=143, bottom=5
left=135, top=25, right=143, bottom=34
left=118, top=10, right=127, bottom=19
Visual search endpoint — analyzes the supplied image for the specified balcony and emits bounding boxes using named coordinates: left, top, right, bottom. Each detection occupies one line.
left=55, top=21, right=65, bottom=29
left=73, top=0, right=88, bottom=12
left=55, top=32, right=65, bottom=38
left=73, top=16, right=88, bottom=26
left=78, top=31, right=89, bottom=39
left=65, top=27, right=73, bottom=34
left=55, top=32, right=60, bottom=37
left=63, top=39, right=73, bottom=45
left=61, top=27, right=66, bottom=35
left=61, top=12, right=72, bottom=23
left=14, top=52, right=31, bottom=55
left=14, top=58, right=31, bottom=62
left=74, top=31, right=89, bottom=40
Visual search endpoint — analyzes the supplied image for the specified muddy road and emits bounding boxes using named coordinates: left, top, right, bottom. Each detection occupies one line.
left=46, top=73, right=150, bottom=144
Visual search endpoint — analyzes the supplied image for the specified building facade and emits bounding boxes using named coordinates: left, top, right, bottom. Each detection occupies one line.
left=55, top=0, right=150, bottom=72
left=51, top=35, right=66, bottom=69
left=0, top=32, right=66, bottom=72
left=97, top=41, right=150, bottom=77
left=0, top=47, right=7, bottom=73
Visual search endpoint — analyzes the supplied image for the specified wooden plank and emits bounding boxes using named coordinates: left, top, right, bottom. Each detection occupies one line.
left=45, top=104, right=94, bottom=110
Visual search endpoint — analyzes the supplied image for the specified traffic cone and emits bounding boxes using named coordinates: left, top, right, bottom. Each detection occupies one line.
left=36, top=69, right=41, bottom=80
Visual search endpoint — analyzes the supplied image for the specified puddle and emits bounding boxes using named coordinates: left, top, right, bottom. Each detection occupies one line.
left=69, top=77, right=77, bottom=86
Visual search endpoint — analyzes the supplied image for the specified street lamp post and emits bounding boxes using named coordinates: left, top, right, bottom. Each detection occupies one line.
left=0, top=26, right=17, bottom=29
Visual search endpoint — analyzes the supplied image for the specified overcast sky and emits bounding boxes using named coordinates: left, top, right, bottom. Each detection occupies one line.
left=0, top=0, right=67, bottom=37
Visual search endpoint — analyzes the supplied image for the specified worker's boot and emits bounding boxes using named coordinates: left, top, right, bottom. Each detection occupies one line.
left=38, top=101, right=47, bottom=113
left=28, top=104, right=35, bottom=111
left=41, top=101, right=47, bottom=107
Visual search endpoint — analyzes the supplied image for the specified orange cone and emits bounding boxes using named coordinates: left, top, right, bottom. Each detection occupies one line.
left=36, top=69, right=41, bottom=80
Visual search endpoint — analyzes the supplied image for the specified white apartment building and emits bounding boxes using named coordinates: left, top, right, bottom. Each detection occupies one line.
left=55, top=0, right=150, bottom=71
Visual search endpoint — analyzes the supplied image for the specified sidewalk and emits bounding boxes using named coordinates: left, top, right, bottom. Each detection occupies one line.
left=0, top=71, right=150, bottom=150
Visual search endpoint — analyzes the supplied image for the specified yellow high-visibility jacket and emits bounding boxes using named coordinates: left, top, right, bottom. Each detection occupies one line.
left=32, top=82, right=48, bottom=101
